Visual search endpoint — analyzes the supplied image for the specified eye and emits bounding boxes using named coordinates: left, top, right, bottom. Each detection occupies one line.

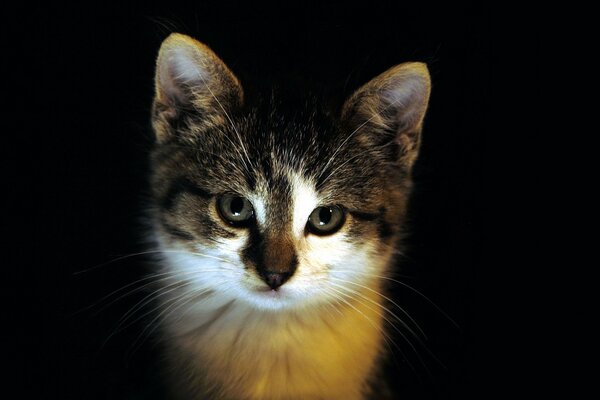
left=307, top=205, right=345, bottom=235
left=217, top=195, right=254, bottom=226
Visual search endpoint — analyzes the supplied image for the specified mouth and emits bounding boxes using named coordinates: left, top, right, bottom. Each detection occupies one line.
left=255, top=285, right=285, bottom=297
left=239, top=283, right=295, bottom=310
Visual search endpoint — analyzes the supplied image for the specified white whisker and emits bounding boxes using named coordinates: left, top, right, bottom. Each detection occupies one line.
left=352, top=274, right=460, bottom=329
left=329, top=281, right=424, bottom=341
left=328, top=284, right=433, bottom=375
left=101, top=280, right=192, bottom=347
left=321, top=287, right=416, bottom=374
left=129, top=282, right=229, bottom=356
left=329, top=276, right=427, bottom=339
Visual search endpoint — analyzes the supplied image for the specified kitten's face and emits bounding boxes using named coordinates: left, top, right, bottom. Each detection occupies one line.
left=150, top=34, right=430, bottom=317
left=153, top=106, right=404, bottom=312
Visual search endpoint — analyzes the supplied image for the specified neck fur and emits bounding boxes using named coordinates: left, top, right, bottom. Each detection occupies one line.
left=164, top=285, right=385, bottom=400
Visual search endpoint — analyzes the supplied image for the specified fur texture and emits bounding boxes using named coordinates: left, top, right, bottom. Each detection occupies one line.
left=148, top=33, right=430, bottom=399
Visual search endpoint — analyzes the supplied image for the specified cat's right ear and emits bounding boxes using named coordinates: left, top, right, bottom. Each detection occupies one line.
left=152, top=33, right=243, bottom=143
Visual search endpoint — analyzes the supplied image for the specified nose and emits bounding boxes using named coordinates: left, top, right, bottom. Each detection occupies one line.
left=254, top=233, right=297, bottom=290
left=263, top=271, right=292, bottom=290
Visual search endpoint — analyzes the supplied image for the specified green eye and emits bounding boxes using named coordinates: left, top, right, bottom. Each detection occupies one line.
left=307, top=205, right=345, bottom=235
left=217, top=195, right=254, bottom=226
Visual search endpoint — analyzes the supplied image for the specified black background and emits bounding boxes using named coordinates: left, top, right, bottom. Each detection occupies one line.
left=9, top=2, right=493, bottom=399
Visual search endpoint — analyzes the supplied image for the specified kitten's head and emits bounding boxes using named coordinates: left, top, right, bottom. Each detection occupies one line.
left=150, top=33, right=430, bottom=315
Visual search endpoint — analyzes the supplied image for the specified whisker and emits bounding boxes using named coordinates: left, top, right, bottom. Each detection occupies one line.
left=328, top=284, right=434, bottom=376
left=337, top=269, right=416, bottom=281
left=330, top=276, right=450, bottom=369
left=72, top=250, right=170, bottom=275
left=363, top=275, right=460, bottom=330
left=72, top=248, right=238, bottom=276
left=124, top=289, right=203, bottom=358
left=101, top=280, right=193, bottom=348
left=71, top=248, right=239, bottom=316
left=321, top=287, right=416, bottom=374
left=116, top=277, right=195, bottom=326
left=110, top=268, right=239, bottom=320
left=78, top=270, right=191, bottom=317
left=95, top=266, right=235, bottom=319
left=129, top=282, right=229, bottom=357
left=329, top=276, right=427, bottom=339
left=329, top=281, right=424, bottom=341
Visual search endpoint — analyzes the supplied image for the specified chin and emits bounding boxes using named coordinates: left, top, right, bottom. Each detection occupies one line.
left=238, top=280, right=327, bottom=312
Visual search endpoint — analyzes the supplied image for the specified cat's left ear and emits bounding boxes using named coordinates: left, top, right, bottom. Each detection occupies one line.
left=341, top=63, right=431, bottom=169
left=152, top=33, right=243, bottom=142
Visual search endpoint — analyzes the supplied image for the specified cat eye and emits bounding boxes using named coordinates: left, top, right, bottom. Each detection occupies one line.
left=307, top=205, right=345, bottom=235
left=217, top=195, right=254, bottom=226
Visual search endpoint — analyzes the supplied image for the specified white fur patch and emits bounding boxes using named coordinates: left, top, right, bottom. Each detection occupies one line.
left=290, top=173, right=319, bottom=237
left=168, top=47, right=206, bottom=83
left=248, top=195, right=266, bottom=226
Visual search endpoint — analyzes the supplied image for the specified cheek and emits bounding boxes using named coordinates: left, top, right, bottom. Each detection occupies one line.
left=295, top=234, right=355, bottom=276
left=295, top=235, right=393, bottom=282
left=199, top=235, right=247, bottom=263
left=160, top=236, right=248, bottom=286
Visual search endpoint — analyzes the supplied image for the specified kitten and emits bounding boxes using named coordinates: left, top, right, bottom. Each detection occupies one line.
left=149, top=33, right=430, bottom=399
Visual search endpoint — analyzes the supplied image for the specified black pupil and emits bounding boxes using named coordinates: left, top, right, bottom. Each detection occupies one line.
left=319, top=207, right=332, bottom=225
left=230, top=197, right=245, bottom=216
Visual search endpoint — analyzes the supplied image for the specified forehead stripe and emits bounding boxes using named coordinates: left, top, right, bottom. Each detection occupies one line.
left=348, top=209, right=379, bottom=221
left=291, top=174, right=319, bottom=236
left=161, top=176, right=213, bottom=210
left=160, top=220, right=195, bottom=241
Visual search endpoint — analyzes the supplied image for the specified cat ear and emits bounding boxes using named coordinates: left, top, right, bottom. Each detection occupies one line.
left=341, top=62, right=431, bottom=169
left=152, top=33, right=243, bottom=142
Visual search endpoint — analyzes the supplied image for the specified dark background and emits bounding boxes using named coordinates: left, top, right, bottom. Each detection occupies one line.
left=9, top=2, right=492, bottom=399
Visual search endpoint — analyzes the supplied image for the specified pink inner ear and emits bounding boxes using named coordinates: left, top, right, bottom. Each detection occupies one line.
left=341, top=63, right=430, bottom=135
left=158, top=47, right=209, bottom=104
left=154, top=34, right=244, bottom=115
left=380, top=75, right=430, bottom=129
